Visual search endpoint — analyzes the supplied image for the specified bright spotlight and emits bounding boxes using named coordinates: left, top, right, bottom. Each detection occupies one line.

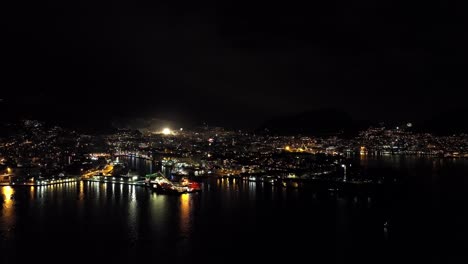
left=162, top=128, right=171, bottom=135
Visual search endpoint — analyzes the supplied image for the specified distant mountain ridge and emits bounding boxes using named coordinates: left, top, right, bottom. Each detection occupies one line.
left=259, top=107, right=468, bottom=136
left=2, top=100, right=467, bottom=136
left=420, top=107, right=468, bottom=135
left=259, top=108, right=367, bottom=137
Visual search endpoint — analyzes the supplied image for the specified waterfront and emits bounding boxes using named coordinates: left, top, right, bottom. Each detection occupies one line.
left=1, top=156, right=466, bottom=263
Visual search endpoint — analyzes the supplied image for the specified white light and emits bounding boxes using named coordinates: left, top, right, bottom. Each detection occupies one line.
left=162, top=128, right=171, bottom=135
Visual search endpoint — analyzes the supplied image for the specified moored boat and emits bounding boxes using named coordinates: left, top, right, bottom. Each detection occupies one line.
left=186, top=181, right=202, bottom=192
left=146, top=173, right=202, bottom=194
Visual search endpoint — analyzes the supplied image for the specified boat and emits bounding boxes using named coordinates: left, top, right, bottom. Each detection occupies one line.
left=146, top=173, right=201, bottom=194
left=150, top=177, right=187, bottom=194
left=180, top=177, right=202, bottom=192
left=152, top=182, right=187, bottom=194
left=248, top=175, right=262, bottom=182
left=263, top=176, right=277, bottom=184
left=187, top=182, right=201, bottom=192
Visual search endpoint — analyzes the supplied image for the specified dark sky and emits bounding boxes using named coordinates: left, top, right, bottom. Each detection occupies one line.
left=2, top=1, right=466, bottom=128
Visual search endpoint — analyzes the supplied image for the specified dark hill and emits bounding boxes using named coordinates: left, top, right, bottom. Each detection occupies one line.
left=260, top=108, right=367, bottom=137
left=420, top=107, right=468, bottom=135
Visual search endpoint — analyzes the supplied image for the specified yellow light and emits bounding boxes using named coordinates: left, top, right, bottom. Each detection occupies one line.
left=162, top=128, right=171, bottom=135
left=360, top=146, right=366, bottom=155
left=285, top=146, right=291, bottom=151
left=7, top=167, right=12, bottom=173
left=180, top=193, right=189, bottom=234
left=2, top=186, right=14, bottom=200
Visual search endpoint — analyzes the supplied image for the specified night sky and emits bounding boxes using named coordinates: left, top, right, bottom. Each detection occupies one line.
left=2, top=1, right=466, bottom=128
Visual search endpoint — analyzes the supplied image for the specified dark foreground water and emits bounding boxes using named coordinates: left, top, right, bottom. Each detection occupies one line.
left=1, top=156, right=467, bottom=263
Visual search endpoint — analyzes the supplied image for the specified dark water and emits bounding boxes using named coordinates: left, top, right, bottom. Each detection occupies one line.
left=1, top=156, right=467, bottom=263
left=117, top=155, right=156, bottom=175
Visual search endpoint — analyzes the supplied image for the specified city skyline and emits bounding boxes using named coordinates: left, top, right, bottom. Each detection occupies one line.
left=1, top=99, right=467, bottom=136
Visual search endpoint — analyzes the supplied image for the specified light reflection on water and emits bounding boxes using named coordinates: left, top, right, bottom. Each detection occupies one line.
left=0, top=156, right=466, bottom=263
left=0, top=186, right=15, bottom=239
left=128, top=185, right=138, bottom=245
left=179, top=193, right=190, bottom=236
left=150, top=191, right=169, bottom=236
left=79, top=181, right=84, bottom=200
left=29, top=186, right=34, bottom=200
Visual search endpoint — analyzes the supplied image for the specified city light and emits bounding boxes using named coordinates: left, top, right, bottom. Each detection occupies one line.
left=162, top=128, right=171, bottom=135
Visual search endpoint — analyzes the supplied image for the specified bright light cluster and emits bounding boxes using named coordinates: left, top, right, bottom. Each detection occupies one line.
left=162, top=128, right=171, bottom=135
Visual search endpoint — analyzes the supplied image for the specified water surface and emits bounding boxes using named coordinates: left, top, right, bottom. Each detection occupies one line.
left=1, top=156, right=466, bottom=263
